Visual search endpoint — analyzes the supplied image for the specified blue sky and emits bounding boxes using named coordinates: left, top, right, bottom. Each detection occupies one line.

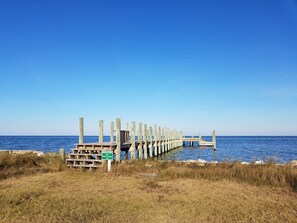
left=0, top=0, right=297, bottom=135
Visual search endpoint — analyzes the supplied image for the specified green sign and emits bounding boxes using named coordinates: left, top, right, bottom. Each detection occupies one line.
left=102, top=150, right=113, bottom=161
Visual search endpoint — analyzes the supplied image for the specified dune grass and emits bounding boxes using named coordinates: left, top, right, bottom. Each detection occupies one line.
left=1, top=154, right=297, bottom=222
left=112, top=160, right=297, bottom=192
left=0, top=152, right=65, bottom=179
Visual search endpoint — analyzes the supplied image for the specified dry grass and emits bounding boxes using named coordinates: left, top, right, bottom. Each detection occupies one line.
left=112, top=160, right=297, bottom=192
left=0, top=152, right=65, bottom=179
left=0, top=170, right=297, bottom=223
left=1, top=156, right=297, bottom=222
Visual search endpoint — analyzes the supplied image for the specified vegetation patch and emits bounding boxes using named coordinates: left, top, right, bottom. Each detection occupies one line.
left=0, top=156, right=297, bottom=222
left=0, top=152, right=65, bottom=179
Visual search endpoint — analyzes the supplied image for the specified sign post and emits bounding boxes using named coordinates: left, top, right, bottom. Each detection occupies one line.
left=102, top=150, right=113, bottom=172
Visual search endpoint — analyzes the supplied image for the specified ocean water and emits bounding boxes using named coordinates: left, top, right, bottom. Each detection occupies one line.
left=0, top=136, right=296, bottom=163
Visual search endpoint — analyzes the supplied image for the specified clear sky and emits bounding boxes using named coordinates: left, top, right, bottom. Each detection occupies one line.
left=0, top=0, right=297, bottom=136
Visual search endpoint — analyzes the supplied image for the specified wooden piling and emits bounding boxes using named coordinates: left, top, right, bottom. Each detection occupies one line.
left=165, top=128, right=168, bottom=152
left=79, top=117, right=84, bottom=144
left=99, top=120, right=103, bottom=143
left=130, top=121, right=136, bottom=159
left=161, top=127, right=165, bottom=154
left=143, top=124, right=148, bottom=159
left=158, top=127, right=161, bottom=155
left=138, top=123, right=143, bottom=159
left=212, top=130, right=217, bottom=150
left=59, top=148, right=65, bottom=161
left=170, top=131, right=173, bottom=150
left=154, top=125, right=158, bottom=156
left=149, top=126, right=153, bottom=158
left=116, top=118, right=121, bottom=162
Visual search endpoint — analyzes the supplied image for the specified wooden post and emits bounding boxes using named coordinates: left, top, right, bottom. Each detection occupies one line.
left=143, top=124, right=148, bottom=159
left=59, top=148, right=65, bottom=161
left=170, top=129, right=172, bottom=149
left=165, top=128, right=168, bottom=152
left=154, top=125, right=158, bottom=156
left=212, top=130, right=217, bottom=150
left=116, top=118, right=121, bottom=162
left=110, top=121, right=114, bottom=143
left=176, top=131, right=178, bottom=148
left=168, top=130, right=170, bottom=151
left=170, top=131, right=173, bottom=150
left=79, top=117, right=84, bottom=144
left=99, top=120, right=103, bottom=143
left=161, top=127, right=165, bottom=154
left=158, top=127, right=161, bottom=155
left=149, top=126, right=153, bottom=158
left=130, top=121, right=136, bottom=160
left=138, top=123, right=143, bottom=160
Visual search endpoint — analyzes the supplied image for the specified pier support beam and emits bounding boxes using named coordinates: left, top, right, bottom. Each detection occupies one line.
left=138, top=123, right=143, bottom=159
left=59, top=148, right=65, bottom=161
left=158, top=127, right=161, bottom=155
left=212, top=130, right=217, bottom=150
left=79, top=117, right=84, bottom=144
left=99, top=120, right=103, bottom=143
left=154, top=125, right=158, bottom=157
left=149, top=127, right=153, bottom=158
left=130, top=121, right=136, bottom=160
left=161, top=128, right=165, bottom=154
left=165, top=128, right=168, bottom=152
left=143, top=124, right=148, bottom=159
left=167, top=130, right=170, bottom=151
left=116, top=118, right=121, bottom=162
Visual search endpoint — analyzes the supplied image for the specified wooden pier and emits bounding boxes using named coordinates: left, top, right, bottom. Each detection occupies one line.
left=66, top=118, right=184, bottom=169
left=182, top=130, right=217, bottom=149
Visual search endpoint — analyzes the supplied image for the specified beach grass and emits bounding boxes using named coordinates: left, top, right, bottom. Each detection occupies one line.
left=112, top=160, right=297, bottom=192
left=0, top=152, right=65, bottom=179
left=0, top=153, right=297, bottom=222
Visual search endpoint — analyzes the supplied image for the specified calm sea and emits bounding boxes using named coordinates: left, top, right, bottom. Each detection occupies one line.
left=0, top=136, right=296, bottom=163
